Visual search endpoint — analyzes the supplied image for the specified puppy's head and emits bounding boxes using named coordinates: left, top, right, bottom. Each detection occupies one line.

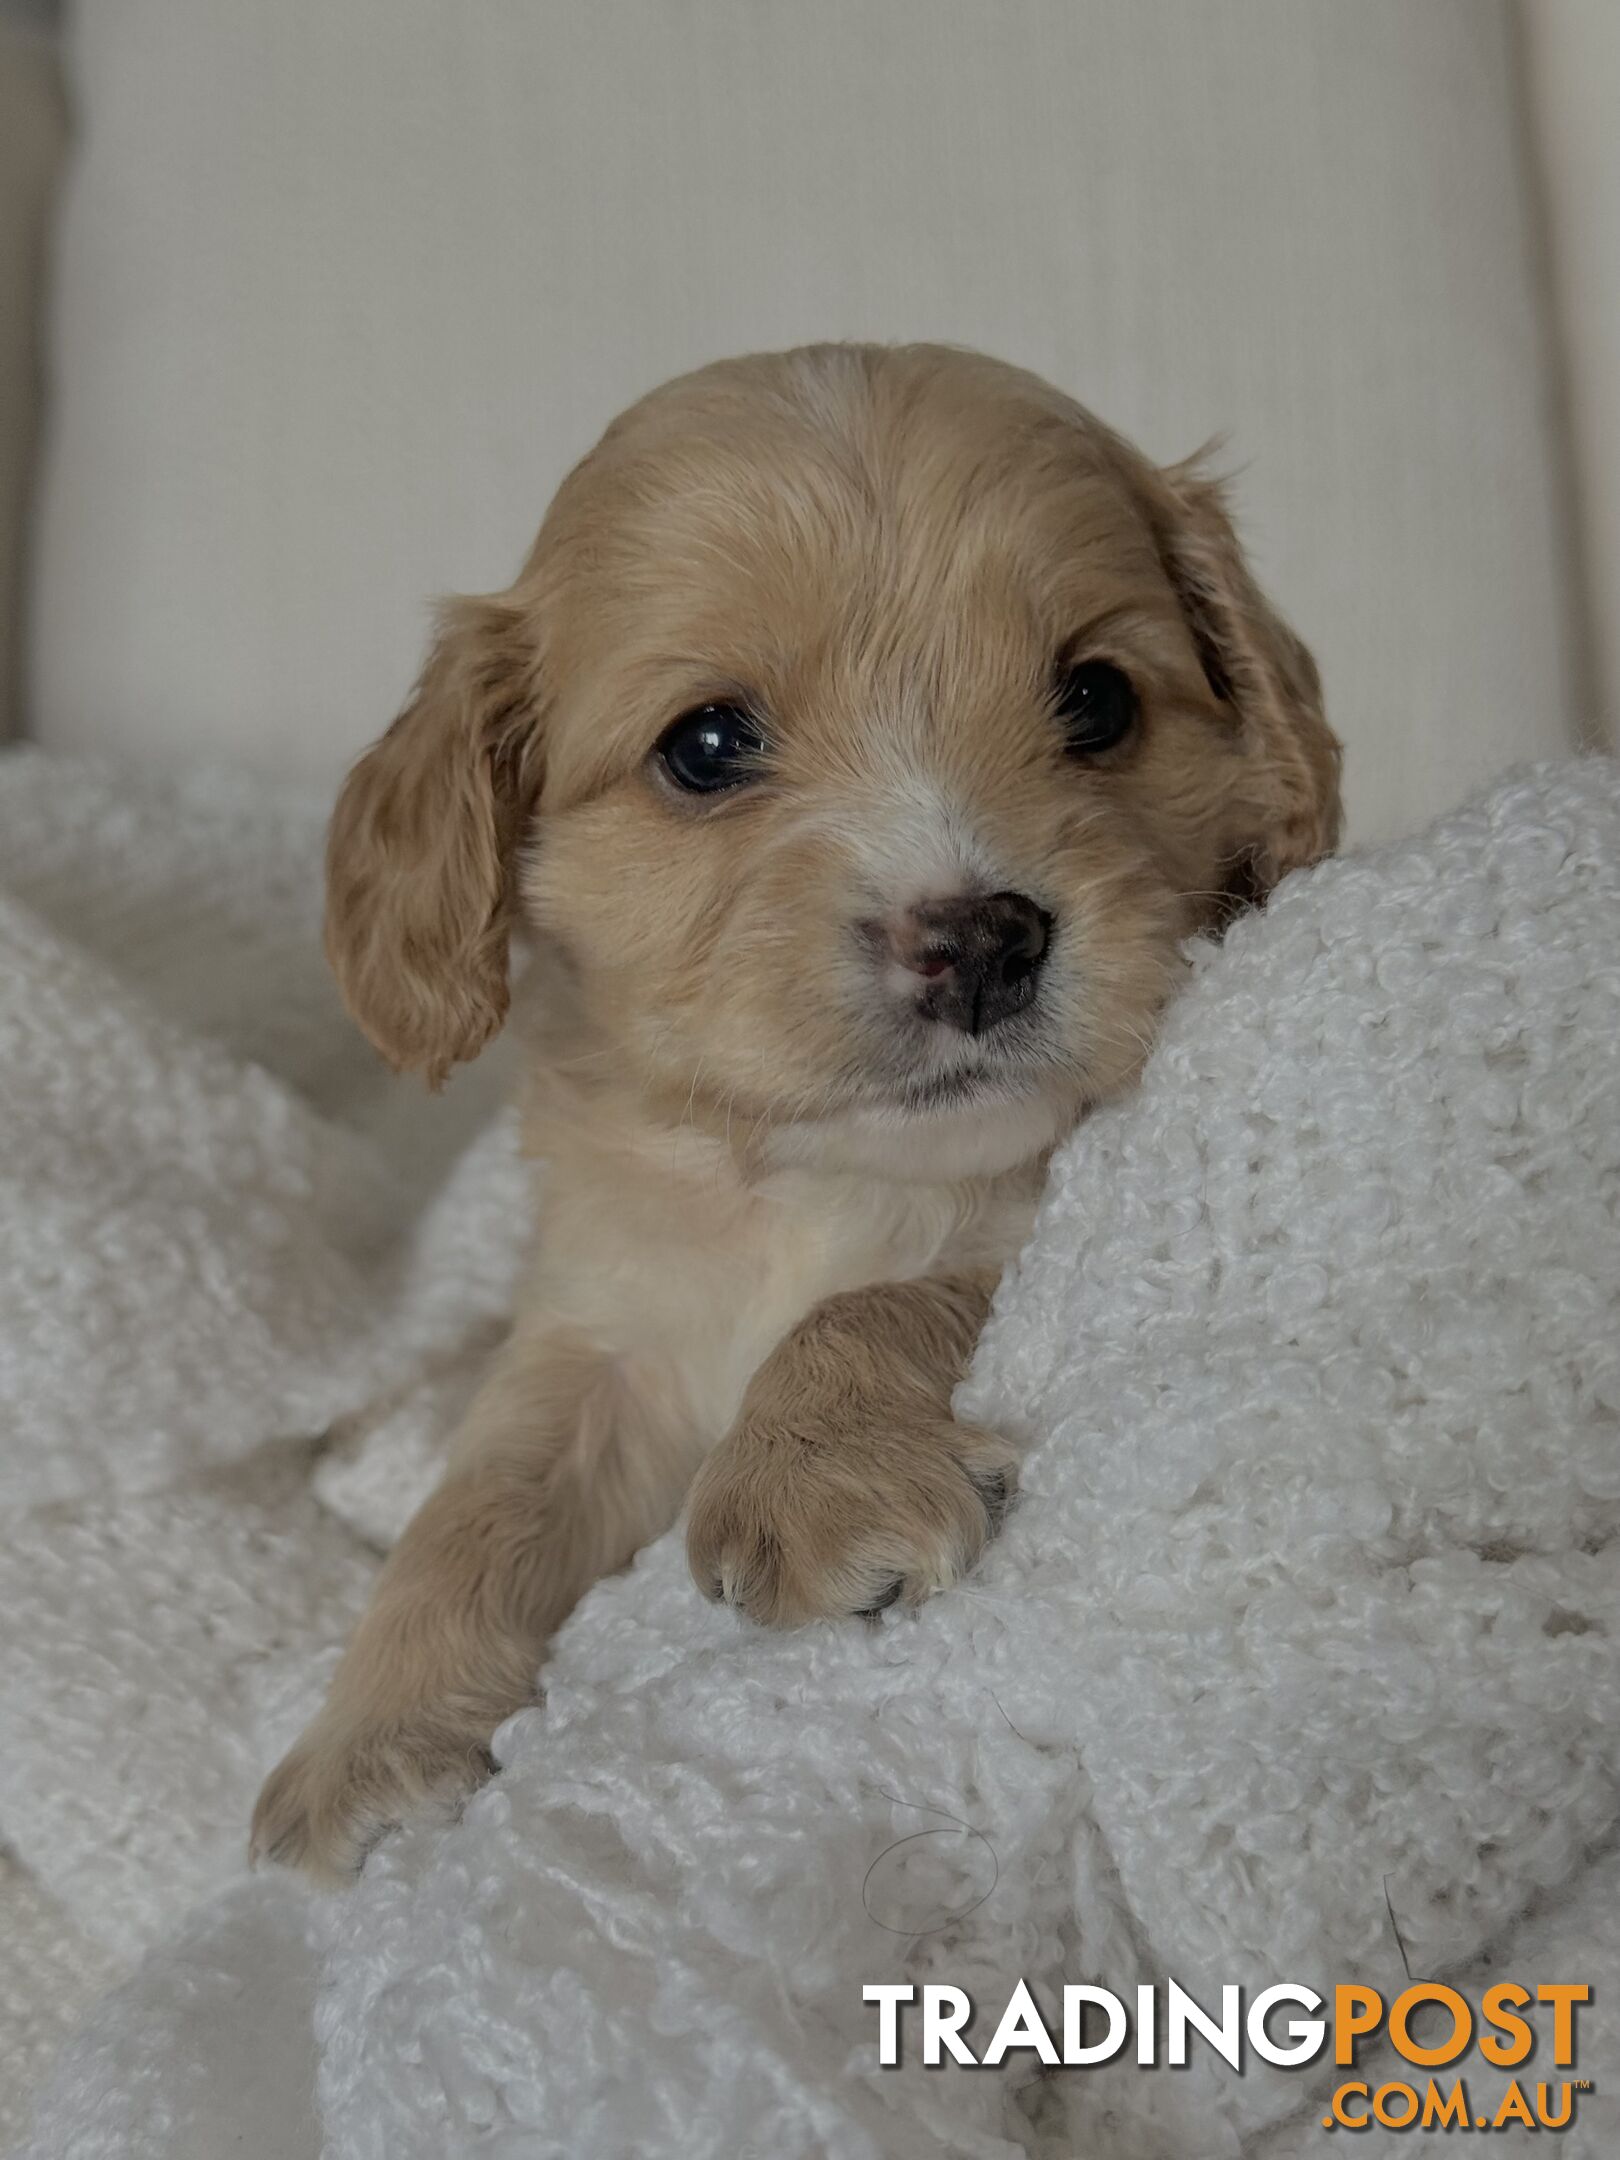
left=328, top=345, right=1340, bottom=1177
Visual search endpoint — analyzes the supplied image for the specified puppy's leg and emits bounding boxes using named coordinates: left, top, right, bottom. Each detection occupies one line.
left=252, top=1328, right=697, bottom=1881
left=685, top=1270, right=1016, bottom=1627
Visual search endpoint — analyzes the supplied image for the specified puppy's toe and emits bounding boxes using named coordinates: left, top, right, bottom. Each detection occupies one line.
left=250, top=1715, right=496, bottom=1885
left=854, top=1576, right=905, bottom=1618
left=686, top=1418, right=1017, bottom=1628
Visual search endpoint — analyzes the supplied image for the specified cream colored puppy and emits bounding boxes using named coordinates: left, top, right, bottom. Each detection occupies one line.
left=253, top=343, right=1341, bottom=1880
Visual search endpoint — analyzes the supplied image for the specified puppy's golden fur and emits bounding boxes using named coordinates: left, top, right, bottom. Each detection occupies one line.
left=253, top=344, right=1340, bottom=1879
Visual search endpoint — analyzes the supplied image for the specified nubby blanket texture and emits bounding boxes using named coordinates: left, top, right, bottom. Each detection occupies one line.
left=5, top=753, right=1619, bottom=2159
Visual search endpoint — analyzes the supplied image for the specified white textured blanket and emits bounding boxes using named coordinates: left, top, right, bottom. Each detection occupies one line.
left=5, top=751, right=1619, bottom=2159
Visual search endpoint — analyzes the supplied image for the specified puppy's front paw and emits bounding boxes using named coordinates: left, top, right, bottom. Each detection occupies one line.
left=250, top=1709, right=497, bottom=1885
left=686, top=1413, right=1016, bottom=1628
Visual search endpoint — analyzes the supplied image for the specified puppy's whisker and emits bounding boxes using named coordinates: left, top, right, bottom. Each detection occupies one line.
left=675, top=1056, right=709, bottom=1151
left=548, top=1045, right=620, bottom=1076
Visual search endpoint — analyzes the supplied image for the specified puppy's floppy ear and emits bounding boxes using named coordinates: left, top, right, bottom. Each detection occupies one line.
left=326, top=593, right=543, bottom=1086
left=1149, top=456, right=1343, bottom=893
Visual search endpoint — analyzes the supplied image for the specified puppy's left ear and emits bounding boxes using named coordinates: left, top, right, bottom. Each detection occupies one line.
left=1150, top=457, right=1343, bottom=893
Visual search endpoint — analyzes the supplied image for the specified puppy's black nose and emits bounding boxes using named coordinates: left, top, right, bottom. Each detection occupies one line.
left=893, top=890, right=1052, bottom=1035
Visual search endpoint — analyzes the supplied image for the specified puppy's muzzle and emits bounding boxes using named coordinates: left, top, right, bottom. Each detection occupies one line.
left=891, top=891, right=1052, bottom=1036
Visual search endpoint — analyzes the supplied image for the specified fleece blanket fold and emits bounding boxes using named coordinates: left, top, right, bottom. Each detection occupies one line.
left=3, top=750, right=1618, bottom=2160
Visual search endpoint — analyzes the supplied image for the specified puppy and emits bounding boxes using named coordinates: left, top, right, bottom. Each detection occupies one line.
left=252, top=343, right=1340, bottom=1880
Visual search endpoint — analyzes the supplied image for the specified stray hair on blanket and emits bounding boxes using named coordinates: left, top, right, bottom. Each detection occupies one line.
left=861, top=1788, right=1000, bottom=1937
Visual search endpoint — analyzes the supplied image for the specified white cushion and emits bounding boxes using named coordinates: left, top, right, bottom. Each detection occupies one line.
left=32, top=0, right=1579, bottom=842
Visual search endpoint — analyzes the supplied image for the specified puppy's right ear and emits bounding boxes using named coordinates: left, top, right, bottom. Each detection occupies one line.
left=325, top=593, right=542, bottom=1087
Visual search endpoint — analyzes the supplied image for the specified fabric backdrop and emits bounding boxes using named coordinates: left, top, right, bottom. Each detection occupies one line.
left=0, top=25, right=63, bottom=739
left=29, top=0, right=1583, bottom=842
left=1522, top=0, right=1620, bottom=754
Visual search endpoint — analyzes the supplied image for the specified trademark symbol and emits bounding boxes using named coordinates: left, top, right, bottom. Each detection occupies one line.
left=1576, top=2080, right=1594, bottom=2092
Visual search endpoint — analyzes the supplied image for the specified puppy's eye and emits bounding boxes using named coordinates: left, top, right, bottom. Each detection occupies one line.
left=656, top=703, right=766, bottom=794
left=1054, top=660, right=1138, bottom=754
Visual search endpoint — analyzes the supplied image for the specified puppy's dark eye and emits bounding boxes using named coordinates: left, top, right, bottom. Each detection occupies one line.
left=1054, top=660, right=1138, bottom=755
left=656, top=703, right=766, bottom=794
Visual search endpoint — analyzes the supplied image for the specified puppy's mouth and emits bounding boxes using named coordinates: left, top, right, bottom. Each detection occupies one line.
left=876, top=1035, right=1061, bottom=1117
left=893, top=1066, right=998, bottom=1111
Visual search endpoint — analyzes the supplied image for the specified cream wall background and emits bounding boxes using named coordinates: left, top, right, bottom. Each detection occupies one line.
left=19, top=1, right=1598, bottom=841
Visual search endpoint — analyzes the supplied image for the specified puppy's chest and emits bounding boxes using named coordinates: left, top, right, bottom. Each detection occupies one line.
left=533, top=1146, right=1034, bottom=1440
